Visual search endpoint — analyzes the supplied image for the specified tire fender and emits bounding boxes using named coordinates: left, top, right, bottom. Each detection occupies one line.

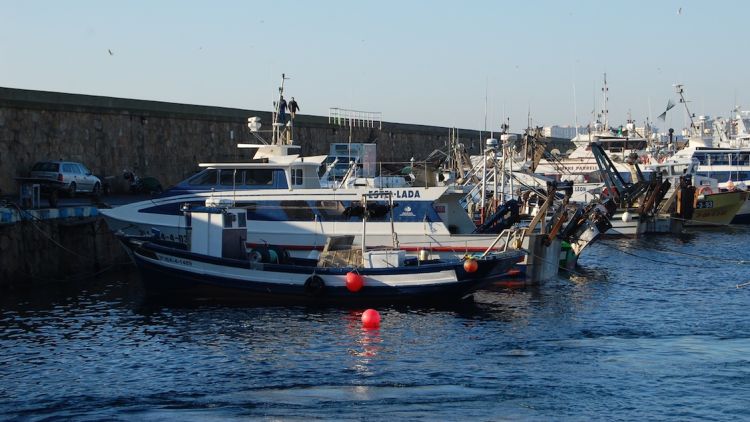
left=304, top=275, right=326, bottom=297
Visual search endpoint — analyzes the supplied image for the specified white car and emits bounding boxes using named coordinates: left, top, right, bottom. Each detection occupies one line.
left=30, top=160, right=102, bottom=197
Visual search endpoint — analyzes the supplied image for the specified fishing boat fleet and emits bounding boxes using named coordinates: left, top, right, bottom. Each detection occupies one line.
left=102, top=76, right=750, bottom=304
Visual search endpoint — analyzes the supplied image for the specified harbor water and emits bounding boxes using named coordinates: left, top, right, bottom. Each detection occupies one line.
left=1, top=228, right=749, bottom=420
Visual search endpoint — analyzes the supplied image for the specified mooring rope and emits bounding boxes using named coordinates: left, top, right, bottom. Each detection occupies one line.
left=8, top=202, right=112, bottom=262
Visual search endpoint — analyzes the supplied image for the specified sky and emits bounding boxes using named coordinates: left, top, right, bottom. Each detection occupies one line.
left=1, top=0, right=747, bottom=132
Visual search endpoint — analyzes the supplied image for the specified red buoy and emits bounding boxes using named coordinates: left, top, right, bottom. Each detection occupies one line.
left=361, top=309, right=380, bottom=328
left=345, top=271, right=364, bottom=292
left=463, top=258, right=478, bottom=273
left=506, top=268, right=522, bottom=277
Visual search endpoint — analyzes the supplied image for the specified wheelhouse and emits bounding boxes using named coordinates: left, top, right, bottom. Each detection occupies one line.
left=168, top=160, right=323, bottom=194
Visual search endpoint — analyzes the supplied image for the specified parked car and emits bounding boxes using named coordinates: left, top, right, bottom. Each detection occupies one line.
left=30, top=161, right=102, bottom=197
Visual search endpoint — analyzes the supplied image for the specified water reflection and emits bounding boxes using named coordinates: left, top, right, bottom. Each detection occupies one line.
left=2, top=228, right=750, bottom=420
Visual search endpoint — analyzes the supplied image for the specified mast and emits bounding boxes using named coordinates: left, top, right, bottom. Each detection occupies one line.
left=601, top=73, right=609, bottom=130
left=272, top=73, right=290, bottom=145
left=573, top=81, right=579, bottom=138
left=675, top=84, right=696, bottom=130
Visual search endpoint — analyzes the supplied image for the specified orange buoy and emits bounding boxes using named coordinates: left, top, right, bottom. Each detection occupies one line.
left=361, top=309, right=380, bottom=328
left=463, top=258, right=478, bottom=273
left=345, top=271, right=364, bottom=292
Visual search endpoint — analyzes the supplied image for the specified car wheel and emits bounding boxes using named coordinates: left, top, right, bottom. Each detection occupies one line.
left=68, top=182, right=77, bottom=198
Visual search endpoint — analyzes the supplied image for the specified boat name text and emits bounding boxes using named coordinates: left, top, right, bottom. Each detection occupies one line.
left=162, top=256, right=193, bottom=266
left=367, top=190, right=421, bottom=199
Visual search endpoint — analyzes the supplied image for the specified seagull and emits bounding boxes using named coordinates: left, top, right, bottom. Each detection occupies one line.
left=108, top=49, right=113, bottom=56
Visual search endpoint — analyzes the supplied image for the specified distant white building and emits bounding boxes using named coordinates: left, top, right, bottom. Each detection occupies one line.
left=542, top=125, right=589, bottom=139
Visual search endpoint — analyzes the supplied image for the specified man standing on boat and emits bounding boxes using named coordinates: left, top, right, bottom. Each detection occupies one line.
left=277, top=96, right=288, bottom=124
left=289, top=97, right=300, bottom=119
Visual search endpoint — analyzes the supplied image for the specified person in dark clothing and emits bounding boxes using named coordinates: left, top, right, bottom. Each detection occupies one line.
left=278, top=96, right=287, bottom=124
left=289, top=97, right=300, bottom=119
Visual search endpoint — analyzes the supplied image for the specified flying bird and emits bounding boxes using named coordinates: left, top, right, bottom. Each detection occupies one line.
left=677, top=7, right=682, bottom=15
left=108, top=49, right=113, bottom=56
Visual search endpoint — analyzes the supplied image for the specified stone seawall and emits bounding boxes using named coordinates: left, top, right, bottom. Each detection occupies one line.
left=0, top=217, right=130, bottom=287
left=0, top=87, right=572, bottom=195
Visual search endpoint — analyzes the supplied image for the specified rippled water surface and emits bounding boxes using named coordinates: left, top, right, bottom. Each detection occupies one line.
left=2, top=227, right=750, bottom=420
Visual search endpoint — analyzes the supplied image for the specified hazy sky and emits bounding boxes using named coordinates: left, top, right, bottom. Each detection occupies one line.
left=2, top=0, right=746, bottom=132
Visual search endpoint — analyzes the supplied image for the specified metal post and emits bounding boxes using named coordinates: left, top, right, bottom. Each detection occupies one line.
left=361, top=194, right=367, bottom=267
left=480, top=145, right=487, bottom=223
left=389, top=192, right=398, bottom=248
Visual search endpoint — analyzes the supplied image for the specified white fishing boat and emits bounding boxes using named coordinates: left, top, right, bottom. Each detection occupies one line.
left=652, top=85, right=750, bottom=223
left=535, top=75, right=653, bottom=191
left=101, top=76, right=618, bottom=282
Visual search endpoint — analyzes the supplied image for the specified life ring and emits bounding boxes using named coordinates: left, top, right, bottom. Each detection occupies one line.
left=697, top=186, right=713, bottom=196
left=304, top=275, right=326, bottom=297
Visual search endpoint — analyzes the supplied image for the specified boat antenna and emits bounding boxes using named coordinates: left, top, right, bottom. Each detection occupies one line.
left=484, top=76, right=489, bottom=134
left=573, top=81, right=579, bottom=137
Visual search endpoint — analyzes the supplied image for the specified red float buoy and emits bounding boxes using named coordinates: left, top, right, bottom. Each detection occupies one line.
left=463, top=258, right=478, bottom=273
left=345, top=271, right=364, bottom=292
left=506, top=268, right=522, bottom=277
left=361, top=309, right=380, bottom=328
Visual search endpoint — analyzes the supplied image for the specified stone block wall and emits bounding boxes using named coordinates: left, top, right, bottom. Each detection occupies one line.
left=0, top=217, right=130, bottom=287
left=0, top=87, right=572, bottom=195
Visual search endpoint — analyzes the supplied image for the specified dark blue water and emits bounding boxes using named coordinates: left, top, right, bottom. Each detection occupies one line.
left=2, top=227, right=750, bottom=421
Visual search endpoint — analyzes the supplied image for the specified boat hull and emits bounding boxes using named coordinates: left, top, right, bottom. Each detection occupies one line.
left=688, top=191, right=748, bottom=226
left=730, top=194, right=750, bottom=224
left=124, top=239, right=525, bottom=305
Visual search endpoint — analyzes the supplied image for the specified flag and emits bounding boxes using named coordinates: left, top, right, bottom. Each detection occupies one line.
left=657, top=99, right=676, bottom=121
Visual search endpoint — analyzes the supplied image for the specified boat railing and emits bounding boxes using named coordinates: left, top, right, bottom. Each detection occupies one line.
left=329, top=108, right=382, bottom=129
left=480, top=227, right=527, bottom=257
left=390, top=228, right=526, bottom=256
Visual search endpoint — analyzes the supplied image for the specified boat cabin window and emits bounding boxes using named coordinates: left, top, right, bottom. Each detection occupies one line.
left=187, top=169, right=219, bottom=186
left=222, top=211, right=247, bottom=228
left=223, top=213, right=233, bottom=228
left=185, top=168, right=279, bottom=187
left=239, top=169, right=274, bottom=186
left=695, top=153, right=750, bottom=166
left=220, top=170, right=237, bottom=186
left=291, top=168, right=303, bottom=186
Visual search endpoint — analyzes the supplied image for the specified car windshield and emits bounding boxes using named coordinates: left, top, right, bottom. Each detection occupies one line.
left=32, top=162, right=59, bottom=172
